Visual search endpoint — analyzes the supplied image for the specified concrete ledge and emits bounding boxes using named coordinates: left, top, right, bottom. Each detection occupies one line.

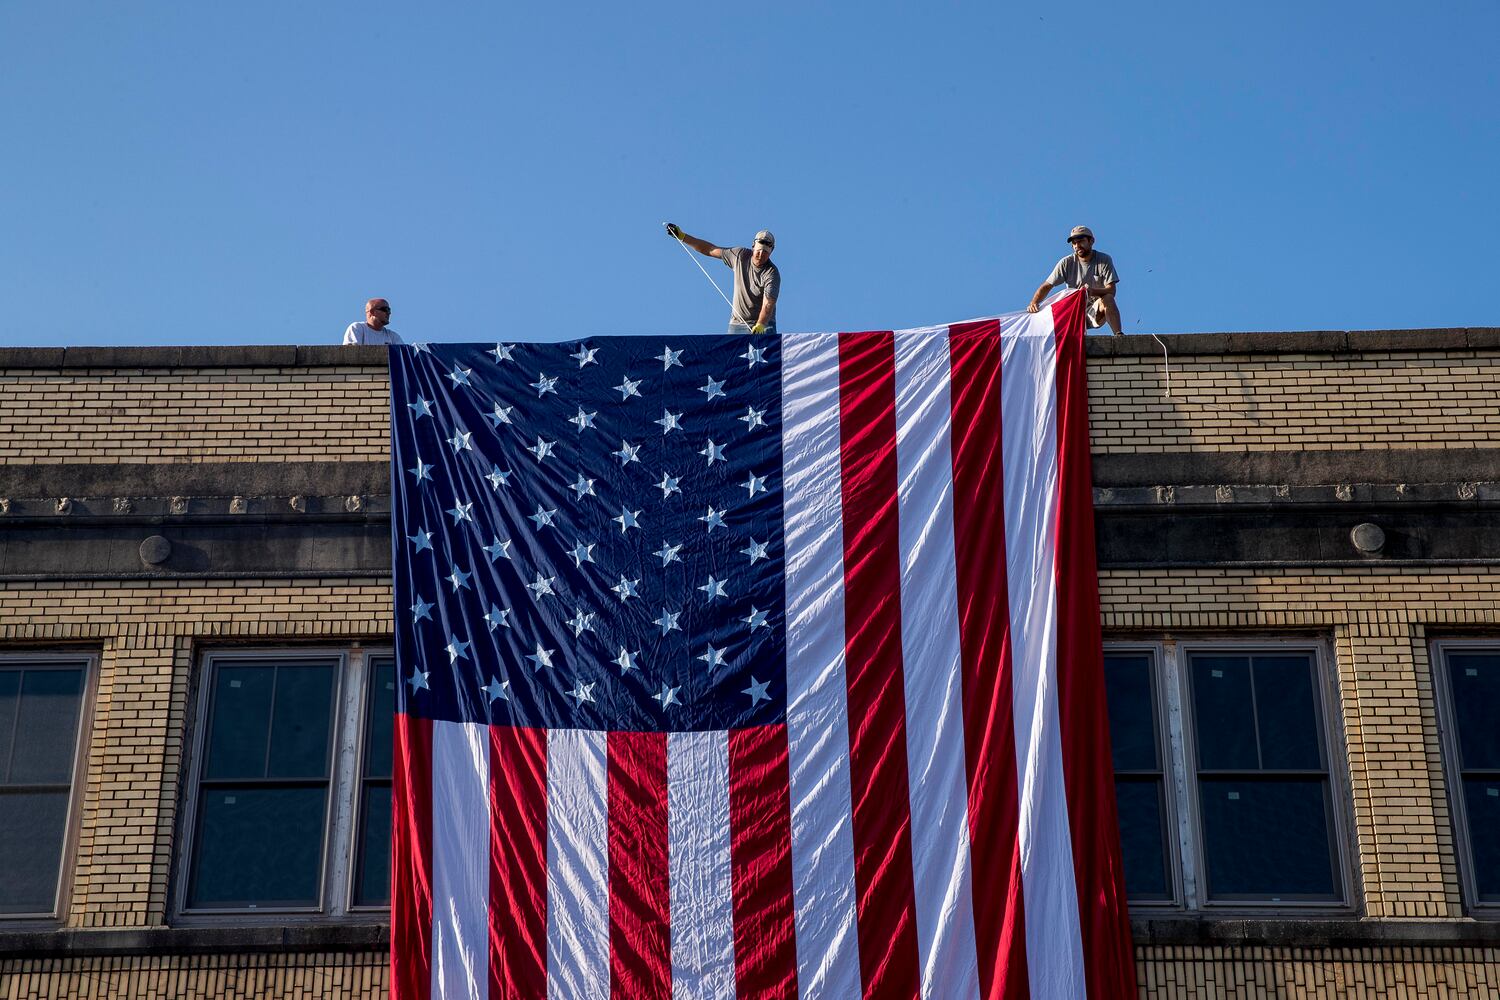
left=2, top=919, right=1495, bottom=959
left=0, top=923, right=386, bottom=960
left=0, top=345, right=390, bottom=369
left=1094, top=448, right=1500, bottom=489
left=0, top=461, right=391, bottom=500
left=1133, top=916, right=1500, bottom=948
left=1084, top=327, right=1499, bottom=357
left=2, top=330, right=1498, bottom=369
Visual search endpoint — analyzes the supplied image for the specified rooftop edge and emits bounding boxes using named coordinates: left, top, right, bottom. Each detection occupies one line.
left=0, top=328, right=1497, bottom=368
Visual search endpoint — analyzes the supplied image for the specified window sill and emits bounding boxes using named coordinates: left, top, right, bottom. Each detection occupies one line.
left=0, top=922, right=386, bottom=960
left=1134, top=916, right=1500, bottom=948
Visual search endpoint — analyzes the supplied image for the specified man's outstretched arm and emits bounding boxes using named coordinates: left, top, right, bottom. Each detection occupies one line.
left=1027, top=280, right=1055, bottom=312
left=665, top=223, right=724, bottom=259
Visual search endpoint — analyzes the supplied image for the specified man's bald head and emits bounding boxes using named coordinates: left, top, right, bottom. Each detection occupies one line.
left=365, top=298, right=392, bottom=331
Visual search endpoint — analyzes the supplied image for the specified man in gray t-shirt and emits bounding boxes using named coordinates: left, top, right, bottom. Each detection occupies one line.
left=666, top=223, right=780, bottom=334
left=1027, top=225, right=1122, bottom=334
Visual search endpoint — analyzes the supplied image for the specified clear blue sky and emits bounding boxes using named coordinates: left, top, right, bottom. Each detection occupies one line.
left=3, top=2, right=1496, bottom=346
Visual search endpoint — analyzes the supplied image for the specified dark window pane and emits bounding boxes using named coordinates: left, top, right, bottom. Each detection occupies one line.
left=0, top=671, right=21, bottom=781
left=10, top=669, right=84, bottom=784
left=364, top=659, right=396, bottom=779
left=266, top=664, right=336, bottom=779
left=1192, top=656, right=1258, bottom=770
left=1462, top=778, right=1500, bottom=902
left=354, top=783, right=392, bottom=906
left=1104, top=654, right=1158, bottom=771
left=1199, top=778, right=1338, bottom=900
left=188, top=786, right=327, bottom=908
left=205, top=665, right=274, bottom=780
left=1253, top=655, right=1323, bottom=770
left=1114, top=779, right=1170, bottom=900
left=1449, top=653, right=1500, bottom=770
left=0, top=790, right=69, bottom=913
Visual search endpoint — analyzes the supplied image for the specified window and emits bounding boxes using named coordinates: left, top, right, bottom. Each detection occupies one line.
left=179, top=647, right=393, bottom=917
left=1102, top=640, right=1350, bottom=911
left=1185, top=648, right=1343, bottom=904
left=1433, top=642, right=1500, bottom=910
left=1103, top=650, right=1173, bottom=902
left=0, top=654, right=92, bottom=919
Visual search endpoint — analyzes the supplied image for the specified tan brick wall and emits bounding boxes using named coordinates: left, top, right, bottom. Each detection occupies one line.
left=1102, top=565, right=1500, bottom=919
left=0, top=581, right=393, bottom=928
left=0, top=369, right=389, bottom=464
left=7, top=347, right=1500, bottom=464
left=1088, top=351, right=1500, bottom=454
left=4, top=349, right=1500, bottom=995
left=0, top=952, right=386, bottom=998
left=1134, top=945, right=1500, bottom=998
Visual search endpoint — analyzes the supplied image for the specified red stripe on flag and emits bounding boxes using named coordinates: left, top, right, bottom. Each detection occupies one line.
left=608, top=730, right=671, bottom=1000
left=947, top=319, right=1032, bottom=1000
left=1051, top=292, right=1136, bottom=999
left=391, top=713, right=434, bottom=1000
left=836, top=330, right=923, bottom=999
left=489, top=726, right=548, bottom=1000
left=727, top=724, right=799, bottom=1000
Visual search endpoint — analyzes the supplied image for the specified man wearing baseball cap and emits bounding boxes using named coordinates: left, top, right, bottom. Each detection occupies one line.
left=665, top=223, right=780, bottom=334
left=1027, top=226, right=1122, bottom=334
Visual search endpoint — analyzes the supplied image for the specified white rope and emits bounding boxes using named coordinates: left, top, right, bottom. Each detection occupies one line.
left=1149, top=332, right=1172, bottom=398
left=664, top=223, right=733, bottom=310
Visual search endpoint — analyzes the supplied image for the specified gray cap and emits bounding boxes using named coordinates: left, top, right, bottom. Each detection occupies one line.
left=1068, top=225, right=1094, bottom=242
left=753, top=230, right=775, bottom=249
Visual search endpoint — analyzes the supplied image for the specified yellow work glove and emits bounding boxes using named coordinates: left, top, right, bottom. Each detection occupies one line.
left=751, top=323, right=767, bottom=335
left=665, top=222, right=685, bottom=241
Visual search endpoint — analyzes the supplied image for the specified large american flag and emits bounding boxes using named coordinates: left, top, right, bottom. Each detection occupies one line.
left=388, top=289, right=1134, bottom=999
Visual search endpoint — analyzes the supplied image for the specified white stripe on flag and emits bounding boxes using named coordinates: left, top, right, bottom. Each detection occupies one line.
left=546, top=728, right=611, bottom=1000
left=668, top=730, right=737, bottom=1000
left=1000, top=311, right=1086, bottom=998
left=891, top=325, right=982, bottom=1000
left=780, top=331, right=862, bottom=1000
left=429, top=721, right=491, bottom=1000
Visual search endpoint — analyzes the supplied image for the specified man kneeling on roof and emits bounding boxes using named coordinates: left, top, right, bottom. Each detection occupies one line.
left=1028, top=225, right=1122, bottom=335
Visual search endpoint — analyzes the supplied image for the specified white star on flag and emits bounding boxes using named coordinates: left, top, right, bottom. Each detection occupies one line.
left=447, top=429, right=473, bottom=452
left=566, top=610, right=597, bottom=637
left=528, top=506, right=557, bottom=530
left=488, top=404, right=514, bottom=427
left=742, top=676, right=771, bottom=705
left=566, top=681, right=597, bottom=704
left=654, top=609, right=682, bottom=635
left=571, top=345, right=599, bottom=368
left=446, top=567, right=472, bottom=591
left=484, top=605, right=511, bottom=631
left=653, top=684, right=681, bottom=708
left=445, top=637, right=471, bottom=663
left=612, top=576, right=640, bottom=601
left=408, top=397, right=433, bottom=418
left=570, top=408, right=597, bottom=432
left=656, top=346, right=683, bottom=370
left=613, top=508, right=641, bottom=533
left=742, top=606, right=770, bottom=630
left=446, top=500, right=474, bottom=524
left=483, top=537, right=512, bottom=562
left=488, top=343, right=514, bottom=362
left=408, top=528, right=433, bottom=553
left=485, top=466, right=511, bottom=490
left=527, top=437, right=555, bottom=462
left=700, top=506, right=727, bottom=531
left=655, top=410, right=684, bottom=434
left=526, top=573, right=556, bottom=599
left=697, top=646, right=727, bottom=669
left=483, top=677, right=510, bottom=702
left=526, top=644, right=555, bottom=671
left=569, top=476, right=596, bottom=499
left=531, top=373, right=559, bottom=397
left=410, top=598, right=433, bottom=623
left=700, top=440, right=726, bottom=465
left=655, top=542, right=683, bottom=566
left=408, top=459, right=432, bottom=483
left=700, top=376, right=726, bottom=401
left=406, top=667, right=430, bottom=693
left=613, top=648, right=639, bottom=673
left=698, top=576, right=728, bottom=601
left=739, top=406, right=767, bottom=430
left=615, top=376, right=642, bottom=400
left=568, top=541, right=596, bottom=567
left=446, top=366, right=473, bottom=388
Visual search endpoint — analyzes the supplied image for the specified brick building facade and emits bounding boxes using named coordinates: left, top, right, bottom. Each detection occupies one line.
left=2, top=330, right=1500, bottom=996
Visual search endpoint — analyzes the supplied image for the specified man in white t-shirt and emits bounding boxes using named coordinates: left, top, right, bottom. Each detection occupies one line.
left=1027, top=226, right=1122, bottom=334
left=342, top=298, right=403, bottom=345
